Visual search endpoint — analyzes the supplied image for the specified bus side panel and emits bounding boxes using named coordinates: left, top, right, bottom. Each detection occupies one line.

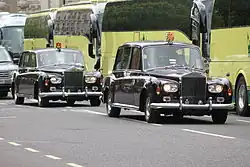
left=101, top=30, right=191, bottom=76
left=33, top=38, right=48, bottom=49
left=55, top=35, right=94, bottom=72
left=209, top=27, right=250, bottom=104
left=24, top=39, right=34, bottom=50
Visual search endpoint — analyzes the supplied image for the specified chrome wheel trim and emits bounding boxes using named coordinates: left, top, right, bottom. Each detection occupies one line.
left=106, top=92, right=112, bottom=114
left=145, top=97, right=151, bottom=120
left=238, top=84, right=246, bottom=111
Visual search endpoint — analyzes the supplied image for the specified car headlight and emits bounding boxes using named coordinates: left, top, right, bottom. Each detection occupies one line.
left=50, top=76, right=62, bottom=84
left=208, top=84, right=223, bottom=93
left=85, top=76, right=97, bottom=83
left=163, top=83, right=178, bottom=92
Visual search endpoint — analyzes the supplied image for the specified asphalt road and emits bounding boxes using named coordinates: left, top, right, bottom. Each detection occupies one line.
left=1, top=94, right=250, bottom=167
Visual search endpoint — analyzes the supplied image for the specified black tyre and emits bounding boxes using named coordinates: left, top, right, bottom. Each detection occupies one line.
left=211, top=111, right=228, bottom=124
left=90, top=97, right=101, bottom=107
left=0, top=91, right=8, bottom=97
left=106, top=90, right=120, bottom=117
left=236, top=76, right=250, bottom=116
left=14, top=90, right=24, bottom=105
left=37, top=89, right=49, bottom=107
left=144, top=94, right=160, bottom=123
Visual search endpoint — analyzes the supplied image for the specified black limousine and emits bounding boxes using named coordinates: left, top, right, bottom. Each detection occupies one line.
left=14, top=47, right=103, bottom=107
left=102, top=39, right=234, bottom=124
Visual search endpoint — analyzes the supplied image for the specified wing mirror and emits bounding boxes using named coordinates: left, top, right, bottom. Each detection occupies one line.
left=88, top=43, right=95, bottom=58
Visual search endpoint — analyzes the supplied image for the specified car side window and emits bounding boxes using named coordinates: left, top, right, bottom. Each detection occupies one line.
left=130, top=47, right=141, bottom=70
left=22, top=53, right=30, bottom=68
left=113, top=47, right=131, bottom=70
left=28, top=53, right=36, bottom=67
left=19, top=53, right=25, bottom=67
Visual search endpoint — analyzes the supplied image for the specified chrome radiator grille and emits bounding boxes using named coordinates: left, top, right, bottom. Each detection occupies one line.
left=64, top=71, right=84, bottom=91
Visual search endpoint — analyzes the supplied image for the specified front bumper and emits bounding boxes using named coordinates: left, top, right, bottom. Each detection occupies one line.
left=150, top=97, right=234, bottom=111
left=39, top=89, right=103, bottom=98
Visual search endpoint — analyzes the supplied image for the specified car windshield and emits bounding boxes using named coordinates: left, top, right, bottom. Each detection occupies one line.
left=37, top=50, right=84, bottom=67
left=0, top=47, right=12, bottom=62
left=1, top=26, right=24, bottom=53
left=142, top=45, right=204, bottom=70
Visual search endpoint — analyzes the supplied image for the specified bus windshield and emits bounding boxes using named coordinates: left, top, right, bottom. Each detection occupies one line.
left=142, top=45, right=204, bottom=70
left=0, top=47, right=12, bottom=62
left=1, top=26, right=24, bottom=54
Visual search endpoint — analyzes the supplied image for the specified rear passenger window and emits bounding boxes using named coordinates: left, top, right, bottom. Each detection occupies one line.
left=113, top=47, right=131, bottom=70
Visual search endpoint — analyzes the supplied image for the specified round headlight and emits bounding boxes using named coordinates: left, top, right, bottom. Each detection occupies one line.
left=163, top=83, right=178, bottom=92
left=208, top=84, right=223, bottom=93
left=85, top=76, right=97, bottom=83
left=50, top=77, right=62, bottom=84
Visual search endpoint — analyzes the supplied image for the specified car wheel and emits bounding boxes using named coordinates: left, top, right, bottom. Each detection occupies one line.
left=14, top=89, right=24, bottom=105
left=0, top=91, right=8, bottom=98
left=211, top=111, right=228, bottom=124
left=37, top=89, right=49, bottom=107
left=236, top=76, right=249, bottom=116
left=67, top=99, right=75, bottom=106
left=144, top=94, right=160, bottom=123
left=106, top=90, right=120, bottom=117
left=90, top=97, right=101, bottom=106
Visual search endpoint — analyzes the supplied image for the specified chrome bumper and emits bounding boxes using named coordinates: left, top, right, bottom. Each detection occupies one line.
left=150, top=97, right=234, bottom=110
left=39, top=91, right=103, bottom=98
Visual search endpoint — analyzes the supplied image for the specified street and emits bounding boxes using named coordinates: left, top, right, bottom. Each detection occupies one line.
left=1, top=94, right=250, bottom=167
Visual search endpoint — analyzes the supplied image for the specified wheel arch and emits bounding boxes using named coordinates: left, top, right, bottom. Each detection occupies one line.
left=235, top=70, right=248, bottom=96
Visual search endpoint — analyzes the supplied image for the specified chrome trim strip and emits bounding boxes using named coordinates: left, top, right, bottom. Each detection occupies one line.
left=39, top=91, right=103, bottom=98
left=112, top=103, right=139, bottom=110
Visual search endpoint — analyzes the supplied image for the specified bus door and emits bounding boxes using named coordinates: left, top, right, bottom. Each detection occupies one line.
left=65, top=35, right=95, bottom=72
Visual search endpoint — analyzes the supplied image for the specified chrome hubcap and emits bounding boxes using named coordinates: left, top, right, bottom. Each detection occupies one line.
left=238, top=85, right=246, bottom=111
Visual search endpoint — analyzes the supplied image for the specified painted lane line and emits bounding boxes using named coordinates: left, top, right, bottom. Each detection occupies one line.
left=44, top=155, right=62, bottom=160
left=0, top=116, right=16, bottom=119
left=24, top=148, right=40, bottom=153
left=70, top=109, right=107, bottom=116
left=237, top=119, right=250, bottom=123
left=8, top=142, right=21, bottom=146
left=0, top=137, right=4, bottom=140
left=182, top=129, right=236, bottom=139
left=152, top=123, right=163, bottom=126
left=66, top=163, right=84, bottom=167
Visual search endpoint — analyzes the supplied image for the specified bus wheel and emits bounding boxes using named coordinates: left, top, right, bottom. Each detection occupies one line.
left=236, top=76, right=250, bottom=116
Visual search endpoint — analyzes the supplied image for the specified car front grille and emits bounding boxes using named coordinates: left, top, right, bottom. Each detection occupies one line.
left=0, top=71, right=9, bottom=79
left=181, top=73, right=206, bottom=104
left=64, top=71, right=84, bottom=91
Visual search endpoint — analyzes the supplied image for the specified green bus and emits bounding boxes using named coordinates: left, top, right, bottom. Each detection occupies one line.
left=190, top=0, right=250, bottom=116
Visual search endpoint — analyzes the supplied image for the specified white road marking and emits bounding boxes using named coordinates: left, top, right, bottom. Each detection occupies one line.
left=0, top=137, right=4, bottom=140
left=182, top=129, right=235, bottom=139
left=71, top=109, right=106, bottom=116
left=0, top=116, right=16, bottom=119
left=236, top=119, right=250, bottom=123
left=66, top=163, right=84, bottom=167
left=8, top=142, right=21, bottom=146
left=24, top=148, right=39, bottom=153
left=152, top=123, right=163, bottom=126
left=44, top=155, right=61, bottom=160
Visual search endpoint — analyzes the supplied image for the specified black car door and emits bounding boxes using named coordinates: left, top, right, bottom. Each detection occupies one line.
left=112, top=46, right=133, bottom=105
left=129, top=46, right=144, bottom=107
left=17, top=52, right=29, bottom=95
left=25, top=52, right=37, bottom=95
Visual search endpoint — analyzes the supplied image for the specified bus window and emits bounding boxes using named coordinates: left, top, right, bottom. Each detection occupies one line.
left=54, top=9, right=92, bottom=37
left=102, top=0, right=192, bottom=36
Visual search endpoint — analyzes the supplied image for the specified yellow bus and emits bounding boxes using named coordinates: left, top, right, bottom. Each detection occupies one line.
left=53, top=1, right=108, bottom=72
left=190, top=0, right=250, bottom=116
left=24, top=8, right=57, bottom=50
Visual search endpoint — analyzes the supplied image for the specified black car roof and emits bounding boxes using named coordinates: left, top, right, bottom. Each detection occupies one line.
left=24, top=48, right=81, bottom=54
left=122, top=40, right=199, bottom=49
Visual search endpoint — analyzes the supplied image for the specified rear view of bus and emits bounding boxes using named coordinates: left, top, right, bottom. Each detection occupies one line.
left=53, top=1, right=105, bottom=72
left=100, top=0, right=193, bottom=76
left=0, top=13, right=27, bottom=62
left=24, top=8, right=57, bottom=50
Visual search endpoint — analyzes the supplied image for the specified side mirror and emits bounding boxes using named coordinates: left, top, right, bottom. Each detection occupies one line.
left=13, top=58, right=19, bottom=64
left=94, top=58, right=100, bottom=71
left=88, top=43, right=95, bottom=58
